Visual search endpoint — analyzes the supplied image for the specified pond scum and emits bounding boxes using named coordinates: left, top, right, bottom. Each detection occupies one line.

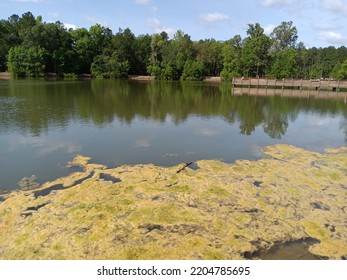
left=0, top=144, right=346, bottom=260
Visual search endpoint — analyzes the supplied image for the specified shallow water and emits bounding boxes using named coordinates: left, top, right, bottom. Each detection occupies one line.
left=257, top=238, right=321, bottom=260
left=0, top=79, right=346, bottom=190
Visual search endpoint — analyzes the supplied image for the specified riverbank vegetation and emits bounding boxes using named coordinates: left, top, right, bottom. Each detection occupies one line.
left=2, top=12, right=347, bottom=80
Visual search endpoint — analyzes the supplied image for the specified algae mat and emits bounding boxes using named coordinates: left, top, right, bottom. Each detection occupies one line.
left=0, top=144, right=346, bottom=260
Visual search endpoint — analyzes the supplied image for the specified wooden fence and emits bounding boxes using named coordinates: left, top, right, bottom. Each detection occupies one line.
left=233, top=87, right=347, bottom=100
left=232, top=77, right=347, bottom=91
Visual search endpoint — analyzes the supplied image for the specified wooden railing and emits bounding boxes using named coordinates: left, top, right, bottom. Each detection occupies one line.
left=232, top=87, right=347, bottom=100
left=232, top=77, right=347, bottom=91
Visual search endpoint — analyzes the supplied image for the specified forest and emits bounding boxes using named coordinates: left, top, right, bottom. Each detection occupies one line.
left=2, top=12, right=347, bottom=80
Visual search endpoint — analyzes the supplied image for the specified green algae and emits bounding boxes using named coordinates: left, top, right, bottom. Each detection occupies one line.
left=0, top=144, right=346, bottom=260
left=303, top=222, right=330, bottom=241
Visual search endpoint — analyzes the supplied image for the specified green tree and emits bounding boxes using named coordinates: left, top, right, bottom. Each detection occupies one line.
left=90, top=55, right=110, bottom=78
left=30, top=21, right=75, bottom=74
left=247, top=23, right=265, bottom=38
left=330, top=61, right=342, bottom=79
left=181, top=60, right=204, bottom=81
left=171, top=30, right=195, bottom=74
left=7, top=46, right=26, bottom=77
left=133, top=34, right=152, bottom=75
left=0, top=13, right=28, bottom=70
left=241, top=23, right=271, bottom=77
left=336, top=59, right=347, bottom=79
left=71, top=27, right=94, bottom=73
left=0, top=21, right=10, bottom=71
left=17, top=12, right=37, bottom=48
left=4, top=10, right=347, bottom=81
left=72, top=24, right=112, bottom=74
left=91, top=28, right=135, bottom=78
left=270, top=48, right=299, bottom=78
left=89, top=24, right=113, bottom=55
left=220, top=35, right=242, bottom=81
left=295, top=42, right=309, bottom=78
left=306, top=47, right=323, bottom=78
left=5, top=14, right=22, bottom=46
left=147, top=30, right=196, bottom=80
left=147, top=32, right=168, bottom=78
left=7, top=45, right=46, bottom=77
left=111, top=28, right=136, bottom=76
left=270, top=21, right=298, bottom=52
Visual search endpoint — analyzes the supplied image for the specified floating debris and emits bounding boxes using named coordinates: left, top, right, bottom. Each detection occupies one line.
left=18, top=175, right=39, bottom=190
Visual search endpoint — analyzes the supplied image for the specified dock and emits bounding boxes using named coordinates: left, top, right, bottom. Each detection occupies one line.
left=233, top=87, right=347, bottom=100
left=232, top=77, right=347, bottom=91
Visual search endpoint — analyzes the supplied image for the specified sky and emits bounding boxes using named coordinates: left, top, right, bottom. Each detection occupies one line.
left=1, top=0, right=347, bottom=48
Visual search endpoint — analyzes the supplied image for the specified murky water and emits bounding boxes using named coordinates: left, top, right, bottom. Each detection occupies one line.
left=257, top=238, right=322, bottom=260
left=0, top=79, right=346, bottom=190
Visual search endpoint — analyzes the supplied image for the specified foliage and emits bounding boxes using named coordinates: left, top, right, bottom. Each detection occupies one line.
left=7, top=45, right=46, bottom=77
left=330, top=61, right=342, bottom=79
left=335, top=59, right=347, bottom=79
left=147, top=30, right=195, bottom=80
left=270, top=21, right=298, bottom=51
left=2, top=12, right=347, bottom=80
left=270, top=48, right=299, bottom=79
left=195, top=39, right=223, bottom=77
left=220, top=36, right=242, bottom=81
left=181, top=60, right=204, bottom=81
left=241, top=24, right=272, bottom=77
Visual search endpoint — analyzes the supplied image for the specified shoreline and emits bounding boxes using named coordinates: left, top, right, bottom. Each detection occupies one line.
left=0, top=72, right=222, bottom=82
left=0, top=72, right=10, bottom=80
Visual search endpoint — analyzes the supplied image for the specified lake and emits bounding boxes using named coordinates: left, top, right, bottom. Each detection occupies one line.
left=0, top=79, right=346, bottom=191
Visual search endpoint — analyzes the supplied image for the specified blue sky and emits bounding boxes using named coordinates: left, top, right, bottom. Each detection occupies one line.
left=1, top=0, right=347, bottom=48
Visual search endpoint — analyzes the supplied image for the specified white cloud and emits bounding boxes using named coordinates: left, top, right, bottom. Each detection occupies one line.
left=147, top=18, right=176, bottom=37
left=147, top=18, right=160, bottom=27
left=318, top=31, right=347, bottom=45
left=321, top=0, right=347, bottom=17
left=135, top=0, right=151, bottom=4
left=50, top=12, right=59, bottom=18
left=259, top=0, right=296, bottom=7
left=150, top=6, right=158, bottom=12
left=84, top=15, right=108, bottom=27
left=312, top=23, right=341, bottom=31
left=10, top=0, right=42, bottom=2
left=264, top=24, right=276, bottom=35
left=135, top=0, right=157, bottom=13
left=199, top=12, right=231, bottom=23
left=64, top=23, right=77, bottom=30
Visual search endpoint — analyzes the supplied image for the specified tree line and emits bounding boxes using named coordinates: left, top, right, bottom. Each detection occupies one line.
left=2, top=12, right=347, bottom=80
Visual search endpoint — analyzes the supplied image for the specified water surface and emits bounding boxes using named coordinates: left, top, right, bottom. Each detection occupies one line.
left=0, top=79, right=346, bottom=190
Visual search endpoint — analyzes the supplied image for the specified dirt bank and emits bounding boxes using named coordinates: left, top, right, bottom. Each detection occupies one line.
left=128, top=75, right=155, bottom=80
left=0, top=72, right=10, bottom=80
left=203, top=76, right=222, bottom=82
left=0, top=144, right=346, bottom=260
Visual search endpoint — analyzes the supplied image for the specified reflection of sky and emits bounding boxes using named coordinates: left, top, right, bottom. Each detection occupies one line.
left=8, top=136, right=81, bottom=156
left=282, top=112, right=345, bottom=152
left=0, top=111, right=346, bottom=190
left=194, top=127, right=222, bottom=137
left=134, top=120, right=158, bottom=148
